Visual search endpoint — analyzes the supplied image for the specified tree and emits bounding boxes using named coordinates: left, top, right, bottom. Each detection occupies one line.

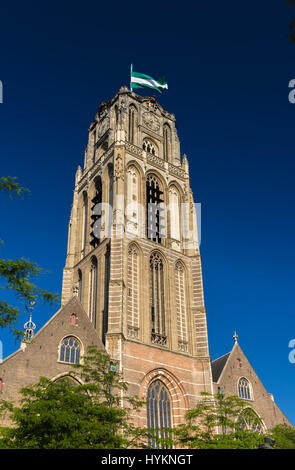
left=270, top=424, right=295, bottom=449
left=173, top=392, right=264, bottom=449
left=0, top=346, right=146, bottom=449
left=0, top=176, right=59, bottom=338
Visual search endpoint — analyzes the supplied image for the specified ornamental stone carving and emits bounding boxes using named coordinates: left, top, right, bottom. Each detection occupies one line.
left=142, top=112, right=160, bottom=132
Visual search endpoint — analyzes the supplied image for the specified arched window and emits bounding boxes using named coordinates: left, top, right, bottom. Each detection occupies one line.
left=90, top=176, right=102, bottom=248
left=163, top=124, right=171, bottom=162
left=54, top=376, right=80, bottom=386
left=169, top=185, right=180, bottom=242
left=0, top=378, right=3, bottom=392
left=127, top=244, right=139, bottom=338
left=89, top=256, right=97, bottom=327
left=146, top=174, right=165, bottom=243
left=238, top=377, right=251, bottom=400
left=175, top=262, right=188, bottom=352
left=237, top=408, right=263, bottom=434
left=150, top=252, right=166, bottom=346
left=147, top=380, right=172, bottom=448
left=126, top=165, right=140, bottom=236
left=59, top=336, right=81, bottom=364
left=81, top=191, right=88, bottom=254
left=143, top=139, right=157, bottom=156
left=129, top=106, right=137, bottom=144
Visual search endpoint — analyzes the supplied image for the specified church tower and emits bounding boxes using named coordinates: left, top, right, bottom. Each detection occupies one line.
left=61, top=86, right=213, bottom=430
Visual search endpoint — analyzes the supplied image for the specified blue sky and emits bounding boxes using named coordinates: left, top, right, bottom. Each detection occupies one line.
left=0, top=1, right=295, bottom=424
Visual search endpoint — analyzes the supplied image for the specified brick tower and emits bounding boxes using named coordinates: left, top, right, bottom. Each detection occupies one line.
left=61, top=86, right=213, bottom=431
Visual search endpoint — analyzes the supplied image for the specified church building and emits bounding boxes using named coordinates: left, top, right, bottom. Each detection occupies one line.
left=0, top=87, right=291, bottom=434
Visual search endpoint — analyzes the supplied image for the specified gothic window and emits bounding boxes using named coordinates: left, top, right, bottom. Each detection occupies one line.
left=163, top=124, right=171, bottom=162
left=126, top=165, right=140, bottom=236
left=102, top=244, right=110, bottom=345
left=89, top=256, right=97, bottom=327
left=127, top=244, right=139, bottom=337
left=81, top=191, right=88, bottom=253
left=238, top=377, right=251, bottom=400
left=237, top=408, right=263, bottom=434
left=150, top=252, right=166, bottom=346
left=146, top=174, right=165, bottom=243
left=59, top=336, right=81, bottom=364
left=169, top=185, right=180, bottom=242
left=147, top=380, right=172, bottom=448
left=143, top=139, right=157, bottom=156
left=54, top=376, right=80, bottom=386
left=129, top=105, right=137, bottom=144
left=175, top=262, right=188, bottom=351
left=90, top=176, right=102, bottom=248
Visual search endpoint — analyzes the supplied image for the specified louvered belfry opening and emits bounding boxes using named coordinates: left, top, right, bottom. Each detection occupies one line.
left=90, top=176, right=102, bottom=248
left=146, top=174, right=164, bottom=243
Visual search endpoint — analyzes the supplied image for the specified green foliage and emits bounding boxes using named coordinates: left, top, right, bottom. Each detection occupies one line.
left=173, top=392, right=264, bottom=449
left=270, top=424, right=295, bottom=449
left=0, top=176, right=29, bottom=199
left=0, top=346, right=146, bottom=449
left=0, top=176, right=59, bottom=338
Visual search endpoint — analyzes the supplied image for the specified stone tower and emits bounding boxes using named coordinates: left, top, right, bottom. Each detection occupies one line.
left=61, top=86, right=213, bottom=430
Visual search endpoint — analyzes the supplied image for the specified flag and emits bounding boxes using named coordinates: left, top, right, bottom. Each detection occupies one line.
left=130, top=64, right=168, bottom=93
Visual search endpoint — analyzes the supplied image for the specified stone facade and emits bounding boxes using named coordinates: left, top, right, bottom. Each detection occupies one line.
left=0, top=87, right=291, bottom=434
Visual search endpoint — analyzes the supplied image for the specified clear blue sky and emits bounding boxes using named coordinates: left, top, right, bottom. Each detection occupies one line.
left=0, top=1, right=295, bottom=424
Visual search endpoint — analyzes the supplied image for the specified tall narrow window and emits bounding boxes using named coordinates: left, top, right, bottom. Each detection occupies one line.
left=163, top=124, right=170, bottom=161
left=169, top=186, right=180, bottom=242
left=129, top=106, right=136, bottom=144
left=147, top=380, right=172, bottom=448
left=127, top=244, right=139, bottom=338
left=175, top=262, right=188, bottom=352
left=150, top=252, right=166, bottom=346
left=81, top=191, right=88, bottom=254
left=146, top=175, right=165, bottom=243
left=238, top=378, right=251, bottom=400
left=90, top=177, right=102, bottom=248
left=89, top=256, right=97, bottom=327
left=102, top=244, right=110, bottom=345
left=126, top=165, right=140, bottom=236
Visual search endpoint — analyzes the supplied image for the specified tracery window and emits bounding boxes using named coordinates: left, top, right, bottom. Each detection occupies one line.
left=59, top=336, right=81, bottom=364
left=147, top=380, right=172, bottom=448
left=237, top=408, right=263, bottom=434
left=150, top=252, right=166, bottom=346
left=238, top=377, right=251, bottom=400
left=143, top=139, right=157, bottom=156
left=169, top=185, right=180, bottom=242
left=89, top=256, right=97, bottom=327
left=146, top=174, right=165, bottom=243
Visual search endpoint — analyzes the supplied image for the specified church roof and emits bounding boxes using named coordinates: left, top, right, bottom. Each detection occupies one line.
left=211, top=352, right=231, bottom=383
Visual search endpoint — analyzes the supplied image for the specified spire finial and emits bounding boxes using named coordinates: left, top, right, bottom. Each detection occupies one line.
left=233, top=331, right=238, bottom=343
left=23, top=301, right=36, bottom=343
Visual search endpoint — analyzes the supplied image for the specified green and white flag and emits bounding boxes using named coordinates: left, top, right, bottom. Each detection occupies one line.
left=130, top=64, right=168, bottom=93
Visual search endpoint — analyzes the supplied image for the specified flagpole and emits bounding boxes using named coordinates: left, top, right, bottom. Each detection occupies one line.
left=130, top=63, right=133, bottom=92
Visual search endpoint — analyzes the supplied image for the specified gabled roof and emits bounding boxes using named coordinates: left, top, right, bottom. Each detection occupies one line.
left=211, top=352, right=231, bottom=383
